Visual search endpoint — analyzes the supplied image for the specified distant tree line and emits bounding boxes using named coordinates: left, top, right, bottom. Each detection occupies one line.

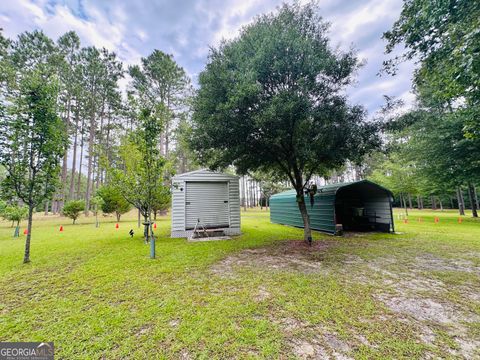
left=0, top=29, right=197, bottom=216
left=365, top=0, right=480, bottom=217
left=0, top=28, right=196, bottom=262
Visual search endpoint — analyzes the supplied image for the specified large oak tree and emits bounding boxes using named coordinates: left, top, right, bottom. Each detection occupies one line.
left=190, top=3, right=379, bottom=241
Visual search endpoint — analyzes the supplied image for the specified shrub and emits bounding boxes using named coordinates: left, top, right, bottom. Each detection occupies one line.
left=97, top=186, right=131, bottom=221
left=62, top=200, right=85, bottom=224
left=3, top=204, right=28, bottom=228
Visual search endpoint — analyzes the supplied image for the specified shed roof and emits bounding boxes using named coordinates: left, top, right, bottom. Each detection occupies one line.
left=173, top=168, right=239, bottom=181
left=271, top=180, right=393, bottom=199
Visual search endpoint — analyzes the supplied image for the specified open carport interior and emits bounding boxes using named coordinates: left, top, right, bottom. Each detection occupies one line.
left=334, top=182, right=393, bottom=232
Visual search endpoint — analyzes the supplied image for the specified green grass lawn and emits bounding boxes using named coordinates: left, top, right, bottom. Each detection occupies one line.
left=1, top=208, right=479, bottom=359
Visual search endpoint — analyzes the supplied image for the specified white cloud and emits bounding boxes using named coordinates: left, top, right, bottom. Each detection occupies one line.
left=1, top=0, right=415, bottom=116
left=1, top=0, right=141, bottom=65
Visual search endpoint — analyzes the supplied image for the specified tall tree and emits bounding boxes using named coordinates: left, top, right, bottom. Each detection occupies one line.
left=128, top=50, right=190, bottom=156
left=108, top=108, right=170, bottom=256
left=190, top=3, right=379, bottom=242
left=56, top=31, right=80, bottom=210
left=384, top=0, right=480, bottom=138
left=77, top=47, right=122, bottom=214
left=0, top=66, right=67, bottom=263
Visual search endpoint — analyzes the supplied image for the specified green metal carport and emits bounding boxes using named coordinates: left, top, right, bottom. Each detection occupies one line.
left=269, top=180, right=395, bottom=235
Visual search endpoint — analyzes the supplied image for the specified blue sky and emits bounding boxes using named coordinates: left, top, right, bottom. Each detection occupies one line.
left=1, top=0, right=416, bottom=116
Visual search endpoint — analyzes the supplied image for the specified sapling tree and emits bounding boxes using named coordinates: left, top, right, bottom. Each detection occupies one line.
left=90, top=195, right=103, bottom=227
left=2, top=205, right=28, bottom=237
left=108, top=108, right=170, bottom=256
left=97, top=185, right=131, bottom=222
left=62, top=200, right=85, bottom=224
left=0, top=60, right=67, bottom=262
left=190, top=3, right=379, bottom=242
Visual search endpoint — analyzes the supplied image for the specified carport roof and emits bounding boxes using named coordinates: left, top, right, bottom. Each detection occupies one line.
left=271, top=180, right=394, bottom=199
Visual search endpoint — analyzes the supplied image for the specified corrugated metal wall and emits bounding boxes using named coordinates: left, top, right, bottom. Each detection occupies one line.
left=171, top=180, right=186, bottom=233
left=270, top=190, right=336, bottom=234
left=228, top=179, right=241, bottom=229
left=185, top=182, right=229, bottom=229
left=269, top=181, right=394, bottom=234
left=171, top=170, right=241, bottom=238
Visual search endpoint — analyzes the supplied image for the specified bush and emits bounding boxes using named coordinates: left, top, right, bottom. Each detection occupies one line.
left=2, top=204, right=28, bottom=228
left=62, top=200, right=85, bottom=224
left=97, top=185, right=131, bottom=221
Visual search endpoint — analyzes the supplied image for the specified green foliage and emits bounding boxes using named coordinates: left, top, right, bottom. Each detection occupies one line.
left=0, top=199, right=6, bottom=215
left=128, top=50, right=190, bottom=110
left=151, top=186, right=170, bottom=215
left=0, top=30, right=69, bottom=262
left=0, top=66, right=67, bottom=209
left=62, top=200, right=85, bottom=224
left=107, top=108, right=170, bottom=234
left=90, top=196, right=104, bottom=214
left=384, top=0, right=480, bottom=138
left=251, top=171, right=287, bottom=204
left=97, top=185, right=131, bottom=221
left=190, top=2, right=379, bottom=240
left=2, top=204, right=28, bottom=225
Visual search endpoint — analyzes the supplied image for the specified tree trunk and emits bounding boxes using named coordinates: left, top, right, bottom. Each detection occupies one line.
left=85, top=112, right=96, bottom=216
left=96, top=108, right=104, bottom=190
left=69, top=109, right=80, bottom=200
left=468, top=182, right=478, bottom=218
left=474, top=185, right=480, bottom=211
left=431, top=196, right=437, bottom=210
left=457, top=187, right=465, bottom=216
left=439, top=198, right=443, bottom=211
left=165, top=120, right=170, bottom=157
left=76, top=116, right=85, bottom=200
left=23, top=205, right=34, bottom=263
left=44, top=200, right=49, bottom=215
left=407, top=193, right=413, bottom=209
left=297, top=193, right=312, bottom=243
left=138, top=208, right=141, bottom=228
left=116, top=212, right=121, bottom=222
left=14, top=221, right=20, bottom=237
left=243, top=177, right=247, bottom=211
left=403, top=194, right=408, bottom=216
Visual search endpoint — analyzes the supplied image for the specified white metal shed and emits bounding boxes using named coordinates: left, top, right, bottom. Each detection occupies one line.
left=170, top=169, right=241, bottom=238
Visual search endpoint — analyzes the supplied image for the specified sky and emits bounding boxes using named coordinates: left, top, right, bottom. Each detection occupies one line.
left=1, top=0, right=416, bottom=116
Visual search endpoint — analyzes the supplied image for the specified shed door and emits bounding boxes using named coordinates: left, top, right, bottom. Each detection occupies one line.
left=185, top=182, right=229, bottom=229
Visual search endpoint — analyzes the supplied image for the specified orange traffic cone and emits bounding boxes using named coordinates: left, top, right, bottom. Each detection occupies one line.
left=458, top=217, right=462, bottom=224
left=23, top=229, right=28, bottom=235
left=404, top=218, right=408, bottom=224
left=59, top=226, right=63, bottom=232
left=434, top=217, right=439, bottom=223
left=115, top=223, right=119, bottom=229
left=154, top=223, right=157, bottom=229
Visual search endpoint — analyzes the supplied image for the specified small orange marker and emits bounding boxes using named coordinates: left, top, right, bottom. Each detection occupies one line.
left=404, top=219, right=408, bottom=224
left=458, top=217, right=462, bottom=223
left=23, top=229, right=28, bottom=235
left=59, top=226, right=63, bottom=232
left=434, top=217, right=439, bottom=223
left=153, top=223, right=157, bottom=229
left=115, top=223, right=119, bottom=229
